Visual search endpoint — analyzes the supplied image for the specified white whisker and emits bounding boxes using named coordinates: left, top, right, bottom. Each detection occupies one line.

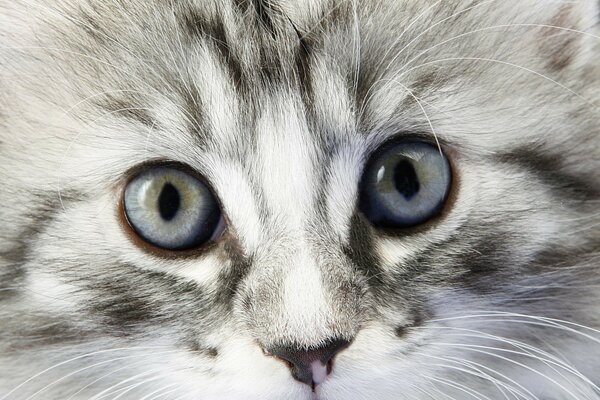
left=396, top=56, right=596, bottom=109
left=422, top=373, right=490, bottom=400
left=430, top=343, right=585, bottom=399
left=0, top=346, right=169, bottom=400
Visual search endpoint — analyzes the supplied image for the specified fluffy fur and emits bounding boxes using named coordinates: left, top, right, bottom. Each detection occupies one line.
left=1, top=0, right=599, bottom=399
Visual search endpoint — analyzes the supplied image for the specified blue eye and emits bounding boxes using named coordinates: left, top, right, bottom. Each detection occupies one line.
left=359, top=141, right=452, bottom=228
left=123, top=166, right=223, bottom=251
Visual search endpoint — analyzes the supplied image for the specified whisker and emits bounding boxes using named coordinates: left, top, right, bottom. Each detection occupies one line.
left=430, top=312, right=600, bottom=339
left=424, top=383, right=460, bottom=400
left=370, top=0, right=445, bottom=76
left=351, top=0, right=361, bottom=99
left=419, top=327, right=598, bottom=398
left=422, top=373, right=490, bottom=400
left=416, top=354, right=529, bottom=400
left=420, top=325, right=595, bottom=378
left=443, top=355, right=537, bottom=400
left=387, top=78, right=442, bottom=153
left=379, top=0, right=499, bottom=74
left=429, top=343, right=586, bottom=399
left=396, top=23, right=600, bottom=78
left=146, top=387, right=181, bottom=400
left=65, top=350, right=185, bottom=400
left=417, top=351, right=531, bottom=400
left=0, top=346, right=169, bottom=400
left=360, top=0, right=501, bottom=114
left=23, top=350, right=181, bottom=400
left=139, top=384, right=180, bottom=400
left=395, top=56, right=596, bottom=109
left=108, top=368, right=192, bottom=400
left=415, top=353, right=509, bottom=399
left=89, top=368, right=163, bottom=400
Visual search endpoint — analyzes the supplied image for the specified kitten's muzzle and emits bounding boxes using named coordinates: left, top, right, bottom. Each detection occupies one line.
left=265, top=338, right=351, bottom=389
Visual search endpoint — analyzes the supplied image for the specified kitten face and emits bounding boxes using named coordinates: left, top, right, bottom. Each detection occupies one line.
left=1, top=0, right=599, bottom=399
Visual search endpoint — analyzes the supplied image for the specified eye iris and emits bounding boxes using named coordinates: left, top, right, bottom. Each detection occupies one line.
left=158, top=182, right=181, bottom=221
left=360, top=141, right=451, bottom=229
left=123, top=166, right=223, bottom=251
left=394, top=160, right=420, bottom=200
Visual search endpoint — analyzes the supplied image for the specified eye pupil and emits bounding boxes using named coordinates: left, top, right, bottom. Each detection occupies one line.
left=360, top=141, right=451, bottom=229
left=158, top=182, right=181, bottom=221
left=394, top=160, right=420, bottom=200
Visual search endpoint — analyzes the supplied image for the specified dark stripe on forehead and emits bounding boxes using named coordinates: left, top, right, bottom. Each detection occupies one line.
left=180, top=8, right=247, bottom=94
left=496, top=147, right=600, bottom=202
left=256, top=42, right=288, bottom=90
left=176, top=82, right=209, bottom=146
left=97, top=97, right=155, bottom=127
left=252, top=0, right=276, bottom=37
left=232, top=0, right=278, bottom=41
left=293, top=25, right=315, bottom=115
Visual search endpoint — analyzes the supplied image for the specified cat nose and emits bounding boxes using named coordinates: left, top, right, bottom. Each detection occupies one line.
left=265, top=338, right=351, bottom=388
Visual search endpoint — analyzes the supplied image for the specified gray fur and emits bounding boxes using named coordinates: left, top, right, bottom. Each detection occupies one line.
left=1, top=0, right=599, bottom=399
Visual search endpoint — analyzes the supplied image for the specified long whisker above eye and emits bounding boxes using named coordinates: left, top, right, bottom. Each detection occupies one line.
left=395, top=23, right=600, bottom=79
left=55, top=103, right=157, bottom=211
left=375, top=0, right=499, bottom=82
left=386, top=79, right=442, bottom=153
left=360, top=0, right=503, bottom=113
left=369, top=0, right=445, bottom=77
left=350, top=0, right=361, bottom=99
left=395, top=56, right=597, bottom=109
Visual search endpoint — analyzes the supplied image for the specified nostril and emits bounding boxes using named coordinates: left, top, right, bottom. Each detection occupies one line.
left=265, top=338, right=351, bottom=388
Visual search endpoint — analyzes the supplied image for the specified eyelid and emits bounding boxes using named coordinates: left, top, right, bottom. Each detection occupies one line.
left=364, top=132, right=450, bottom=163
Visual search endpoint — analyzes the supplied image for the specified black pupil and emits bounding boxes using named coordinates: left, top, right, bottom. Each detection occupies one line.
left=158, top=182, right=181, bottom=221
left=394, top=160, right=420, bottom=200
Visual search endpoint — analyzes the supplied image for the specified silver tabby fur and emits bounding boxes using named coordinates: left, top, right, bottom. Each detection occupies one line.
left=1, top=0, right=600, bottom=399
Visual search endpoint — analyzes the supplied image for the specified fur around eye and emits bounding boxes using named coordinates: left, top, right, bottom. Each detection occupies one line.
left=359, top=141, right=452, bottom=228
left=123, top=166, right=223, bottom=251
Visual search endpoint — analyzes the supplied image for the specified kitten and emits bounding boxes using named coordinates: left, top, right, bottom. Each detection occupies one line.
left=1, top=0, right=599, bottom=399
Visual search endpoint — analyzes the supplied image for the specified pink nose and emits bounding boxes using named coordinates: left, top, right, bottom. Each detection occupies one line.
left=265, top=339, right=351, bottom=388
